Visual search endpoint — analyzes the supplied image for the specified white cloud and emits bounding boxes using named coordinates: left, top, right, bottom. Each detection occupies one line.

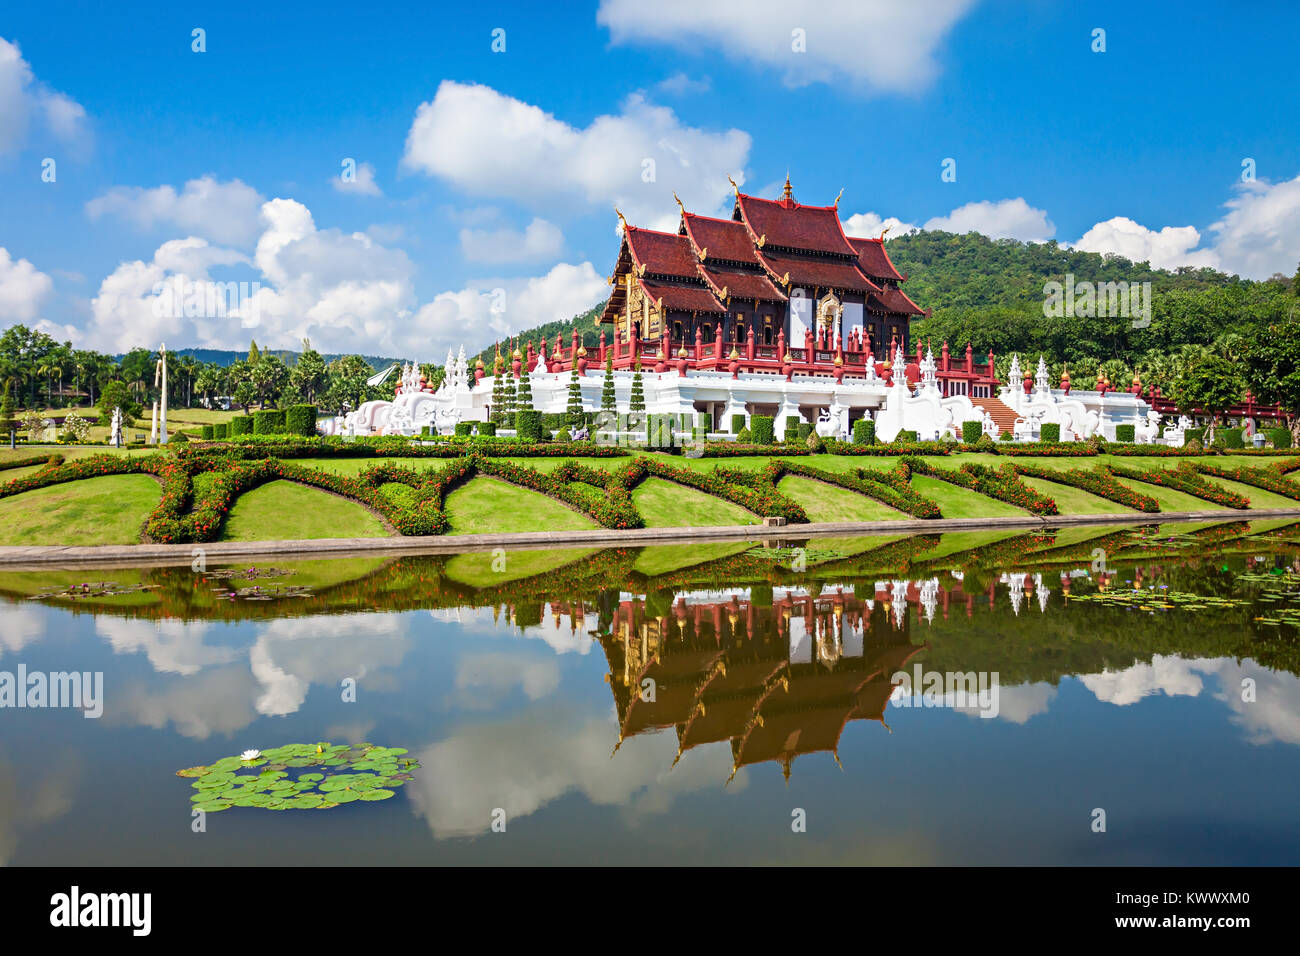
left=597, top=0, right=976, bottom=94
left=1208, top=174, right=1300, bottom=279
left=459, top=217, right=564, bottom=264
left=87, top=176, right=267, bottom=247
left=1071, top=216, right=1219, bottom=271
left=333, top=160, right=383, bottom=197
left=0, top=36, right=90, bottom=154
left=96, top=618, right=238, bottom=676
left=655, top=72, right=712, bottom=95
left=842, top=211, right=918, bottom=239
left=0, top=247, right=54, bottom=322
left=401, top=80, right=750, bottom=228
left=453, top=651, right=561, bottom=708
left=1079, top=654, right=1206, bottom=707
left=0, top=604, right=47, bottom=657
left=923, top=197, right=1055, bottom=242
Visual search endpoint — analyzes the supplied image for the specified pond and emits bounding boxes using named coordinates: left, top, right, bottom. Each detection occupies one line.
left=3, top=518, right=1300, bottom=865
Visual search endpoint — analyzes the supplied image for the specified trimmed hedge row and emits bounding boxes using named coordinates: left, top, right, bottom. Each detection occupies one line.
left=1106, top=462, right=1251, bottom=509
left=606, top=458, right=808, bottom=523
left=904, top=456, right=1059, bottom=515
left=0, top=453, right=62, bottom=472
left=770, top=459, right=943, bottom=518
left=1010, top=462, right=1160, bottom=512
left=177, top=438, right=629, bottom=460
left=1190, top=462, right=1300, bottom=500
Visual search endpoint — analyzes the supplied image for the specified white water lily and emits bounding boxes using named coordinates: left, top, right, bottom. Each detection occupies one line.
left=240, top=749, right=261, bottom=761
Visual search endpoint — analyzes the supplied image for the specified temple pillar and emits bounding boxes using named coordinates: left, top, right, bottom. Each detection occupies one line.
left=775, top=391, right=802, bottom=435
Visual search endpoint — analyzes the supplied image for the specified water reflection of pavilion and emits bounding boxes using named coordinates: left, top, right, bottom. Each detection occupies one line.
left=590, top=588, right=926, bottom=781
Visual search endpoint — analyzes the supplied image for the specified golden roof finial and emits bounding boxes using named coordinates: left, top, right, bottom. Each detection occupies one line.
left=782, top=173, right=793, bottom=203
left=727, top=174, right=740, bottom=197
left=880, top=225, right=891, bottom=241
left=833, top=187, right=843, bottom=208
left=615, top=207, right=628, bottom=232
left=673, top=191, right=685, bottom=214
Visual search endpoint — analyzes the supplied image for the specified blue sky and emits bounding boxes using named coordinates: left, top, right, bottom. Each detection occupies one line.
left=2, top=0, right=1298, bottom=359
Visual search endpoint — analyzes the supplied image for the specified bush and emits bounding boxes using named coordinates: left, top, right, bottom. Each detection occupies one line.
left=897, top=429, right=918, bottom=443
left=554, top=427, right=571, bottom=442
left=784, top=418, right=800, bottom=442
left=1212, top=427, right=1244, bottom=449
left=253, top=409, right=285, bottom=435
left=515, top=409, right=543, bottom=441
left=1039, top=422, right=1060, bottom=442
left=285, top=404, right=317, bottom=437
left=230, top=415, right=253, bottom=437
left=975, top=433, right=994, bottom=450
left=1184, top=427, right=1205, bottom=446
left=212, top=423, right=229, bottom=440
left=168, top=430, right=189, bottom=444
left=751, top=416, right=775, bottom=444
left=736, top=427, right=752, bottom=442
left=1114, top=424, right=1136, bottom=443
left=454, top=422, right=473, bottom=437
left=1183, top=437, right=1203, bottom=453
left=797, top=422, right=812, bottom=442
left=201, top=424, right=214, bottom=440
left=962, top=420, right=983, bottom=443
left=1267, top=427, right=1292, bottom=449
left=730, top=413, right=746, bottom=434
left=542, top=413, right=566, bottom=429
left=477, top=421, right=496, bottom=437
left=853, top=418, right=876, bottom=445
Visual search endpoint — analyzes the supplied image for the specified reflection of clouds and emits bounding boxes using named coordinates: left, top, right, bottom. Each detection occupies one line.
left=407, top=703, right=740, bottom=838
left=1080, top=654, right=1206, bottom=706
left=428, top=607, right=596, bottom=655
left=454, top=651, right=560, bottom=709
left=96, top=617, right=238, bottom=675
left=0, top=751, right=81, bottom=865
left=111, top=666, right=260, bottom=739
left=1078, top=655, right=1300, bottom=747
left=250, top=614, right=408, bottom=717
left=952, top=682, right=1057, bottom=724
left=0, top=603, right=48, bottom=657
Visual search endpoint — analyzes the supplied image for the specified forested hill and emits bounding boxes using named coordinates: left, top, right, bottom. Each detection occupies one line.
left=888, top=230, right=1295, bottom=365
left=491, top=231, right=1298, bottom=372
left=473, top=302, right=605, bottom=366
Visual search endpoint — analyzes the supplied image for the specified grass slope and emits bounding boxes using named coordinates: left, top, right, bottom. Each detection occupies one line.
left=0, top=474, right=160, bottom=546
left=1019, top=475, right=1134, bottom=514
left=221, top=480, right=390, bottom=541
left=632, top=477, right=756, bottom=527
left=776, top=474, right=906, bottom=523
left=444, top=476, right=598, bottom=535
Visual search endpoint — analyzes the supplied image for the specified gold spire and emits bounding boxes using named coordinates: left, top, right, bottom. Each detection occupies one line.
left=833, top=187, right=843, bottom=208
left=615, top=207, right=627, bottom=232
left=673, top=191, right=685, bottom=214
left=727, top=174, right=740, bottom=197
left=782, top=174, right=793, bottom=203
left=880, top=225, right=891, bottom=241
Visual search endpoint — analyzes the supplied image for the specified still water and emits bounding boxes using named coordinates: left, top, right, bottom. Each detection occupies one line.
left=3, top=519, right=1300, bottom=865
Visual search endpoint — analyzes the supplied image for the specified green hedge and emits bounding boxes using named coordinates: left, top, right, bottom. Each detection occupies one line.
left=454, top=422, right=473, bottom=437
left=477, top=421, right=496, bottom=437
left=515, top=410, right=542, bottom=441
left=751, top=416, right=775, bottom=445
left=1114, top=423, right=1135, bottom=443
left=852, top=419, right=875, bottom=445
left=796, top=422, right=812, bottom=442
left=253, top=409, right=285, bottom=435
left=201, top=424, right=214, bottom=440
left=1184, top=427, right=1205, bottom=446
left=1267, top=427, right=1291, bottom=449
left=230, top=415, right=253, bottom=437
left=784, top=418, right=799, bottom=442
left=898, top=429, right=918, bottom=443
left=1039, top=422, right=1060, bottom=442
left=1213, top=427, right=1244, bottom=449
left=730, top=413, right=746, bottom=434
left=212, top=423, right=229, bottom=440
left=962, top=420, right=984, bottom=443
left=285, top=404, right=317, bottom=437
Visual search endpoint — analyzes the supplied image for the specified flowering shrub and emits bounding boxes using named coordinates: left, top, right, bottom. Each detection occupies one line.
left=1106, top=462, right=1251, bottom=509
left=1190, top=462, right=1300, bottom=500
left=605, top=458, right=808, bottom=523
left=904, top=456, right=1058, bottom=515
left=1010, top=462, right=1161, bottom=512
left=60, top=412, right=92, bottom=443
left=822, top=439, right=951, bottom=456
left=763, top=459, right=943, bottom=518
left=0, top=453, right=62, bottom=473
left=181, top=438, right=627, bottom=460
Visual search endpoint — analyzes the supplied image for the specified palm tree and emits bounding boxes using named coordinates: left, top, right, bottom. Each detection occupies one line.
left=37, top=359, right=57, bottom=407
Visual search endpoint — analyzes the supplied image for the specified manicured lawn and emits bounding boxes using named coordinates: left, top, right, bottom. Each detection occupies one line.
left=632, top=477, right=757, bottom=527
left=1198, top=475, right=1298, bottom=509
left=1019, top=475, right=1133, bottom=514
left=0, top=474, right=161, bottom=546
left=908, top=474, right=1026, bottom=517
left=444, top=476, right=598, bottom=535
left=1110, top=476, right=1225, bottom=512
left=220, top=480, right=391, bottom=540
left=776, top=474, right=906, bottom=523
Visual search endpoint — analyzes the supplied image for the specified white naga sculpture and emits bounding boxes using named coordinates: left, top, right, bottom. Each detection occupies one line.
left=325, top=348, right=475, bottom=437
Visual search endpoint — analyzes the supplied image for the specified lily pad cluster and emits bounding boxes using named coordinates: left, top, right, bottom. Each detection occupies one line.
left=177, top=742, right=419, bottom=812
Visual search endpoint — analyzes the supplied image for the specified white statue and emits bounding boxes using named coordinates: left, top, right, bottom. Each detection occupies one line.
left=110, top=407, right=123, bottom=447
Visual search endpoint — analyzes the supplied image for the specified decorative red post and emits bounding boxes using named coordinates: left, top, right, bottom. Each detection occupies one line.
left=965, top=342, right=973, bottom=372
left=746, top=325, right=756, bottom=361
left=941, top=340, right=950, bottom=372
left=598, top=331, right=606, bottom=364
left=695, top=325, right=704, bottom=362
left=715, top=323, right=724, bottom=359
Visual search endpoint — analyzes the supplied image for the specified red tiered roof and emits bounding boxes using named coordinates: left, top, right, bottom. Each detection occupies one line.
left=624, top=226, right=698, bottom=278
left=848, top=236, right=904, bottom=282
left=735, top=193, right=859, bottom=256
left=699, top=265, right=787, bottom=303
left=680, top=212, right=759, bottom=264
left=868, top=287, right=925, bottom=316
left=756, top=249, right=880, bottom=294
left=637, top=278, right=725, bottom=314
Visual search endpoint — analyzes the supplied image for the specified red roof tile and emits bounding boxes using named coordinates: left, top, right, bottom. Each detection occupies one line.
left=681, top=213, right=758, bottom=264
left=868, top=287, right=925, bottom=316
left=638, top=279, right=726, bottom=314
left=736, top=194, right=858, bottom=255
left=847, top=236, right=904, bottom=282
left=756, top=250, right=880, bottom=294
left=624, top=227, right=698, bottom=279
left=699, top=266, right=787, bottom=303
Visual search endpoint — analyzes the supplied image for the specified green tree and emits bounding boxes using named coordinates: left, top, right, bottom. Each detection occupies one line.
left=1244, top=315, right=1300, bottom=441
left=629, top=359, right=645, bottom=412
left=289, top=340, right=328, bottom=404
left=248, top=339, right=261, bottom=364
left=502, top=370, right=517, bottom=421
left=600, top=350, right=616, bottom=413
left=0, top=385, right=14, bottom=441
left=322, top=355, right=378, bottom=414
left=1168, top=353, right=1246, bottom=444
left=516, top=364, right=534, bottom=411
left=565, top=366, right=584, bottom=425
left=98, top=380, right=142, bottom=429
left=490, top=354, right=505, bottom=424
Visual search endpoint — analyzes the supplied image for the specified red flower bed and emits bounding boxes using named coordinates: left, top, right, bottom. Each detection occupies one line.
left=766, top=459, right=943, bottom=519
left=1190, top=462, right=1300, bottom=500
left=1106, top=462, right=1251, bottom=509
left=1010, top=462, right=1160, bottom=512
left=903, top=455, right=1058, bottom=515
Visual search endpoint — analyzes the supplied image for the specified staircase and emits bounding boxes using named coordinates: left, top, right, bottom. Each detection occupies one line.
left=976, top=396, right=1021, bottom=436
